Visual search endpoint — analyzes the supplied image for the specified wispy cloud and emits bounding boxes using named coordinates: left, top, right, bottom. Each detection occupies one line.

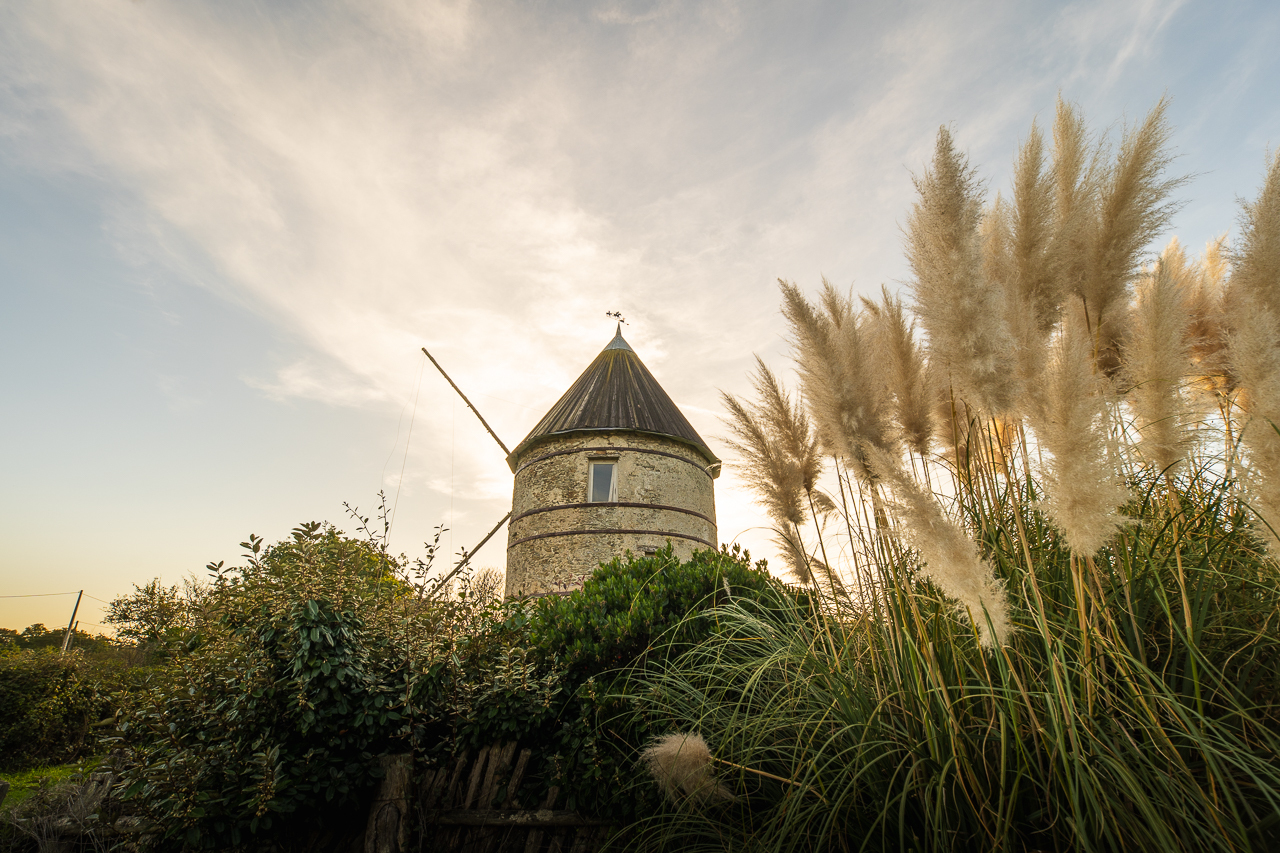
left=3, top=0, right=1246, bottom=574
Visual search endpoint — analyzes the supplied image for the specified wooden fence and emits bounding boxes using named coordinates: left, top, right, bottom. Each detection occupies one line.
left=364, top=745, right=614, bottom=853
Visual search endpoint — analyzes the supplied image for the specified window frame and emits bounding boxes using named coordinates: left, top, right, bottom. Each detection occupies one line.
left=587, top=458, right=618, bottom=503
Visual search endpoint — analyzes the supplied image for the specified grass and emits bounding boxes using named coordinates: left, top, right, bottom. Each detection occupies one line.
left=649, top=99, right=1280, bottom=851
left=1, top=757, right=103, bottom=811
left=613, top=468, right=1280, bottom=851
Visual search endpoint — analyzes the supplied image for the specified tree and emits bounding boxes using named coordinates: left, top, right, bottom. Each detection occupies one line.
left=104, top=579, right=189, bottom=648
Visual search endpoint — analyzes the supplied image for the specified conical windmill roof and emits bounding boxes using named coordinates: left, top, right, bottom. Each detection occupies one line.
left=507, top=326, right=719, bottom=471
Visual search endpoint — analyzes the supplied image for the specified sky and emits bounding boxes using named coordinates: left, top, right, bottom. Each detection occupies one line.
left=2, top=0, right=1278, bottom=633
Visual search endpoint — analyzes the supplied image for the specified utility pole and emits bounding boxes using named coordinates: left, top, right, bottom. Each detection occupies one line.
left=60, top=590, right=83, bottom=654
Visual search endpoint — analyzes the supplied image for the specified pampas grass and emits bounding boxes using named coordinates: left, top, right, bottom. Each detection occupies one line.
left=1227, top=154, right=1280, bottom=556
left=635, top=100, right=1280, bottom=853
left=1124, top=238, right=1197, bottom=472
left=907, top=127, right=1021, bottom=417
left=863, top=286, right=935, bottom=456
left=1081, top=98, right=1185, bottom=376
left=779, top=279, right=894, bottom=482
left=866, top=445, right=1012, bottom=647
left=640, top=733, right=734, bottom=805
left=721, top=357, right=830, bottom=582
left=1031, top=314, right=1130, bottom=556
left=1230, top=152, right=1280, bottom=316
left=1186, top=235, right=1232, bottom=397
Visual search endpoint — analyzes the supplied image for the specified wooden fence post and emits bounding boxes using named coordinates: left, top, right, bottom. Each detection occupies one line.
left=366, top=753, right=414, bottom=853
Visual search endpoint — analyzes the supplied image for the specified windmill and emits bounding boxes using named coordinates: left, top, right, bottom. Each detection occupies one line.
left=423, top=315, right=721, bottom=597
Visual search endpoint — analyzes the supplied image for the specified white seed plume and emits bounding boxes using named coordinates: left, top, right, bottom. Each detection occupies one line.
left=1185, top=235, right=1231, bottom=398
left=1226, top=153, right=1280, bottom=557
left=1124, top=238, right=1197, bottom=473
left=907, top=128, right=1022, bottom=419
left=866, top=446, right=1013, bottom=648
left=640, top=733, right=735, bottom=805
left=1030, top=315, right=1130, bottom=556
left=863, top=286, right=935, bottom=455
left=1228, top=303, right=1280, bottom=557
left=780, top=279, right=895, bottom=482
left=1079, top=97, right=1184, bottom=377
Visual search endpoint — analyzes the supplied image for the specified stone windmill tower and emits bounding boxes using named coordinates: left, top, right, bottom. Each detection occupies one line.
left=504, top=326, right=721, bottom=597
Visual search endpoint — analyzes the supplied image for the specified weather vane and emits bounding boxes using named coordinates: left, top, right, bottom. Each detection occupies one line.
left=605, top=311, right=627, bottom=324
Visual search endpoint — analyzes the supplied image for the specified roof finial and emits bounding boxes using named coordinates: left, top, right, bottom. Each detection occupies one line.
left=605, top=310, right=627, bottom=325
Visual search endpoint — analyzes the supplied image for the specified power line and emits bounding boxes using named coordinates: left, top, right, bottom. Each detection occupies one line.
left=389, top=350, right=428, bottom=534
left=0, top=592, right=81, bottom=598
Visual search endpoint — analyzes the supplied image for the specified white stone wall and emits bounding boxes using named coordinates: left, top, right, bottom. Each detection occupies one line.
left=504, top=431, right=718, bottom=596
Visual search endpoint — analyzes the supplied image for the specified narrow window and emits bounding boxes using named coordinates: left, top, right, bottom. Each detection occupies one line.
left=588, top=460, right=617, bottom=503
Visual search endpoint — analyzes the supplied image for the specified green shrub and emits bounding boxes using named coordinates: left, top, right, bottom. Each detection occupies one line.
left=0, top=650, right=131, bottom=770
left=507, top=545, right=800, bottom=820
left=527, top=543, right=790, bottom=678
left=113, top=523, right=423, bottom=849
left=108, top=526, right=797, bottom=847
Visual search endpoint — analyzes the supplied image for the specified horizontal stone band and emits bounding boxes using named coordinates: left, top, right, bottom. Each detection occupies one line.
left=508, top=528, right=715, bottom=549
left=515, top=445, right=713, bottom=478
left=510, top=501, right=715, bottom=526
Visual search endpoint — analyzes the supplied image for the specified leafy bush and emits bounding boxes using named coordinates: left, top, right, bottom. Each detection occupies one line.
left=505, top=545, right=799, bottom=820
left=526, top=544, right=791, bottom=679
left=0, top=624, right=120, bottom=658
left=0, top=650, right=131, bottom=770
left=112, top=523, right=426, bottom=849
left=106, top=518, right=800, bottom=847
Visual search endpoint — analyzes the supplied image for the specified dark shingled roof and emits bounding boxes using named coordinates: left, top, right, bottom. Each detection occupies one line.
left=507, top=326, right=719, bottom=471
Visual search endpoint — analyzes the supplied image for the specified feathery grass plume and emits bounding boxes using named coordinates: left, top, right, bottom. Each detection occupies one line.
left=751, top=356, right=826, bottom=499
left=1030, top=315, right=1130, bottom=556
left=906, top=126, right=1021, bottom=417
left=1009, top=120, right=1064, bottom=333
left=1226, top=154, right=1280, bottom=556
left=721, top=358, right=829, bottom=581
left=640, top=733, right=734, bottom=805
left=864, top=446, right=1012, bottom=647
left=1048, top=98, right=1102, bottom=316
left=1080, top=98, right=1185, bottom=376
left=1123, top=238, right=1197, bottom=472
left=990, top=120, right=1066, bottom=393
left=1227, top=304, right=1280, bottom=557
left=1186, top=235, right=1232, bottom=396
left=1229, top=152, right=1280, bottom=316
left=779, top=279, right=894, bottom=482
left=862, top=286, right=935, bottom=455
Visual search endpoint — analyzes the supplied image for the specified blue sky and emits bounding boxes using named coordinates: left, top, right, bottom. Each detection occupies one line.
left=2, top=0, right=1278, bottom=631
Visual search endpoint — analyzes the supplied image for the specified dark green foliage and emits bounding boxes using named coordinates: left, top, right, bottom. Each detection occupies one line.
left=112, top=524, right=415, bottom=849
left=512, top=545, right=795, bottom=820
left=527, top=544, right=786, bottom=678
left=0, top=650, right=131, bottom=770
left=0, top=624, right=119, bottom=658
left=98, top=524, right=791, bottom=848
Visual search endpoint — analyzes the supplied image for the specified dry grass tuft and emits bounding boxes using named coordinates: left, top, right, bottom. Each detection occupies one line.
left=862, top=286, right=935, bottom=455
left=780, top=279, right=894, bottom=482
left=1030, top=315, right=1130, bottom=556
left=640, top=733, right=735, bottom=806
left=721, top=357, right=828, bottom=581
left=1124, top=238, right=1196, bottom=472
left=1081, top=97, right=1184, bottom=376
left=1227, top=154, right=1280, bottom=556
left=906, top=127, right=1021, bottom=417
left=1230, top=152, right=1280, bottom=317
left=866, top=446, right=1012, bottom=647
left=1186, top=235, right=1232, bottom=396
